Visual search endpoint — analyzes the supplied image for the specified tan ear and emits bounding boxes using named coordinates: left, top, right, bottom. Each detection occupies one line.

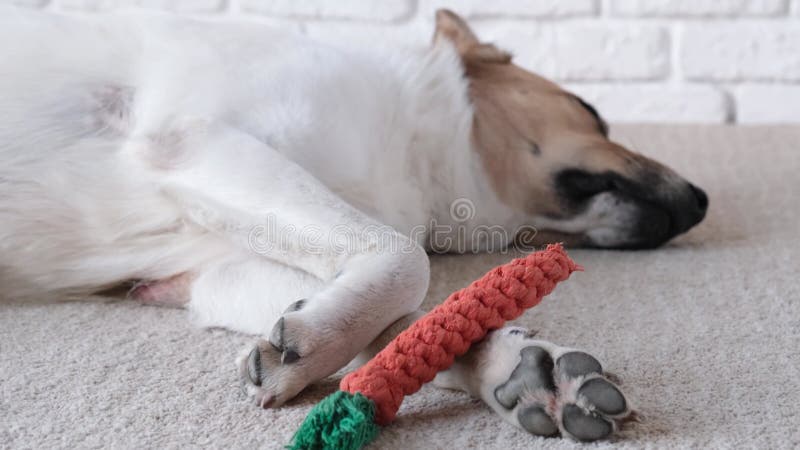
left=433, top=9, right=479, bottom=54
left=433, top=9, right=512, bottom=64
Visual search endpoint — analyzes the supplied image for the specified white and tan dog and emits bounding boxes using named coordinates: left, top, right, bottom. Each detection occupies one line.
left=0, top=8, right=706, bottom=442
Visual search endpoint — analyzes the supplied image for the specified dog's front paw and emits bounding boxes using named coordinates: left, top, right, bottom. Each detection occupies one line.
left=236, top=298, right=324, bottom=408
left=236, top=339, right=307, bottom=409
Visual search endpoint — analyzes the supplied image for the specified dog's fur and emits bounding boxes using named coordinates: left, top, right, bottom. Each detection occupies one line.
left=0, top=8, right=705, bottom=439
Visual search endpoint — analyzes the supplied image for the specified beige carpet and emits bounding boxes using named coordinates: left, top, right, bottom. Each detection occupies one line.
left=2, top=125, right=799, bottom=449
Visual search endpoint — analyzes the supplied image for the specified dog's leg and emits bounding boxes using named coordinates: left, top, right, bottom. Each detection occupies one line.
left=359, top=317, right=633, bottom=442
left=189, top=253, right=324, bottom=336
left=129, top=273, right=194, bottom=307
left=137, top=119, right=430, bottom=407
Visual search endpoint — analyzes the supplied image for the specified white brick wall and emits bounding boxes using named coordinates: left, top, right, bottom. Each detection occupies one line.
left=610, top=0, right=788, bottom=17
left=736, top=85, right=800, bottom=122
left=683, top=24, right=800, bottom=82
left=5, top=0, right=800, bottom=124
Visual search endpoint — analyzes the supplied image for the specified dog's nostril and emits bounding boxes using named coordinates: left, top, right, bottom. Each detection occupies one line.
left=247, top=347, right=261, bottom=386
left=689, top=183, right=709, bottom=212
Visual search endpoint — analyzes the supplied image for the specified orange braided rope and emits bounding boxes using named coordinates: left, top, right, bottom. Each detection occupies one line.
left=342, top=243, right=581, bottom=425
left=290, top=244, right=581, bottom=449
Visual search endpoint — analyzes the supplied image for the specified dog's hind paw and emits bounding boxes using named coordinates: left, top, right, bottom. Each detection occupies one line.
left=436, top=327, right=634, bottom=442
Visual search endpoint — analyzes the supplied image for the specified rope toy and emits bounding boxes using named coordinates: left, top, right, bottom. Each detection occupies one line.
left=289, top=244, right=581, bottom=450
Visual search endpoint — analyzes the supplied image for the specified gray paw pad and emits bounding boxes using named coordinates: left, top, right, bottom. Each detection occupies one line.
left=517, top=405, right=558, bottom=436
left=578, top=378, right=627, bottom=415
left=494, top=346, right=555, bottom=409
left=562, top=404, right=613, bottom=441
left=556, top=352, right=602, bottom=378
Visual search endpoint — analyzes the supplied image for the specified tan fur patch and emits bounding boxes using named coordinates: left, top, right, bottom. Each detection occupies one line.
left=433, top=10, right=673, bottom=219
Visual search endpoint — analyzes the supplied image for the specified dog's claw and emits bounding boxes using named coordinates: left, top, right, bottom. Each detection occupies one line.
left=269, top=317, right=285, bottom=348
left=246, top=347, right=261, bottom=386
left=268, top=317, right=301, bottom=364
left=259, top=393, right=275, bottom=409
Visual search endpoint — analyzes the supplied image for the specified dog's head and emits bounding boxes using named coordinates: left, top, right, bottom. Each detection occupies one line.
left=435, top=10, right=707, bottom=249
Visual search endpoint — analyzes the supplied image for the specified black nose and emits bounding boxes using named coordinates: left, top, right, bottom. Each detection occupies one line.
left=671, top=183, right=708, bottom=236
left=689, top=183, right=708, bottom=213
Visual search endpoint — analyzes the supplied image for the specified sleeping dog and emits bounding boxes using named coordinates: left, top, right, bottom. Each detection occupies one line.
left=0, top=8, right=706, bottom=441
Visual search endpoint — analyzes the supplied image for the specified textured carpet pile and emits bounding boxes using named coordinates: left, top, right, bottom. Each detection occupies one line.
left=2, top=125, right=798, bottom=449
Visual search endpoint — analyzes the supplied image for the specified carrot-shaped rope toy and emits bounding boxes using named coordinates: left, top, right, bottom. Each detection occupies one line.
left=289, top=244, right=581, bottom=450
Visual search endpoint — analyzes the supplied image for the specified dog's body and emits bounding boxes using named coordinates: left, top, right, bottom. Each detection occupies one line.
left=0, top=8, right=706, bottom=441
left=0, top=12, right=434, bottom=296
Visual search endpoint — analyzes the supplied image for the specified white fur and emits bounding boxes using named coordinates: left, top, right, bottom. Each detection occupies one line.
left=0, top=8, right=517, bottom=403
left=0, top=8, right=448, bottom=406
left=0, top=11, right=638, bottom=438
left=0, top=9, right=520, bottom=302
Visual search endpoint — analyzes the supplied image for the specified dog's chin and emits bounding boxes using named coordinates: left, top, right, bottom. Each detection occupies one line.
left=520, top=213, right=674, bottom=250
left=517, top=229, right=587, bottom=249
left=522, top=227, right=667, bottom=250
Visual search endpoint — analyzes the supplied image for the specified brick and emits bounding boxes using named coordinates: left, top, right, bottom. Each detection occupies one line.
left=556, top=25, right=669, bottom=81
left=565, top=84, right=730, bottom=123
left=477, top=23, right=669, bottom=81
left=682, top=24, right=800, bottom=81
left=418, top=0, right=598, bottom=19
left=238, top=0, right=411, bottom=22
left=736, top=85, right=800, bottom=123
left=610, top=0, right=788, bottom=17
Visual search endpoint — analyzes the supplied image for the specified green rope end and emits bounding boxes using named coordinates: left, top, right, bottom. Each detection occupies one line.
left=288, top=391, right=380, bottom=450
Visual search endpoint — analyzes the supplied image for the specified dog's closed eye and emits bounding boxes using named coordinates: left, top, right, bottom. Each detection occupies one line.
left=555, top=169, right=617, bottom=202
left=528, top=141, right=541, bottom=156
